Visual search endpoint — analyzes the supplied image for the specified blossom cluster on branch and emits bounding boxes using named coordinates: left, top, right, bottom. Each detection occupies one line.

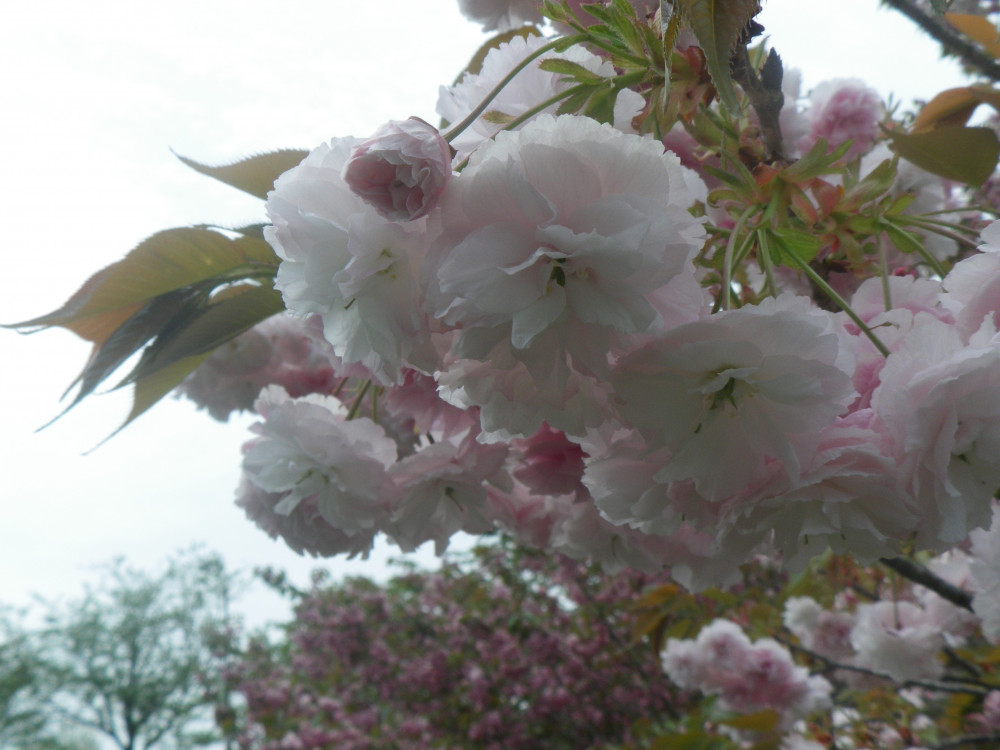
left=178, top=4, right=1000, bottom=591
left=17, top=0, right=1000, bottom=745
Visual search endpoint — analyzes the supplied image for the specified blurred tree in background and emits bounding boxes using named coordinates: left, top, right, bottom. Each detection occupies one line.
left=0, top=550, right=244, bottom=750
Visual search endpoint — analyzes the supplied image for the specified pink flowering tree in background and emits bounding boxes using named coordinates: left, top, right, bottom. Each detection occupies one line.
left=14, top=0, right=1000, bottom=745
left=235, top=540, right=678, bottom=749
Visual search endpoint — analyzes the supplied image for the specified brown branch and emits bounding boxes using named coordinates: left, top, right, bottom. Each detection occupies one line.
left=778, top=635, right=991, bottom=695
left=932, top=734, right=1000, bottom=749
left=731, top=44, right=788, bottom=163
left=881, top=0, right=1000, bottom=81
left=880, top=556, right=974, bottom=611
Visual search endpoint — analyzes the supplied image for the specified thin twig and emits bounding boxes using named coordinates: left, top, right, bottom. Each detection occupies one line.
left=778, top=635, right=991, bottom=695
left=881, top=0, right=1000, bottom=81
left=932, top=734, right=1000, bottom=749
left=880, top=557, right=974, bottom=611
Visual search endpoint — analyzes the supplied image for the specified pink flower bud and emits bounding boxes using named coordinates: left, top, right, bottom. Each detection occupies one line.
left=342, top=118, right=452, bottom=221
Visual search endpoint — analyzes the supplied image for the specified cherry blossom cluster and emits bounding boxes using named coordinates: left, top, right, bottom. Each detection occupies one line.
left=166, top=15, right=1000, bottom=596
left=773, top=503, right=1000, bottom=685
left=130, top=0, right=1000, bottom=745
left=176, top=314, right=340, bottom=422
left=661, top=619, right=832, bottom=727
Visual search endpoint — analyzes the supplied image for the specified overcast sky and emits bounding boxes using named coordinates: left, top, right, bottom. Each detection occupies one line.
left=0, top=0, right=973, bottom=629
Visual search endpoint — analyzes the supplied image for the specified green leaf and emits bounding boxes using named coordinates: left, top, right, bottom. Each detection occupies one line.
left=843, top=158, right=897, bottom=204
left=611, top=0, right=638, bottom=16
left=482, top=110, right=518, bottom=124
left=884, top=192, right=917, bottom=215
left=195, top=222, right=269, bottom=240
left=556, top=87, right=595, bottom=115
left=913, top=86, right=983, bottom=132
left=49, top=287, right=208, bottom=421
left=769, top=227, right=823, bottom=265
left=6, top=228, right=280, bottom=340
left=538, top=58, right=607, bottom=84
left=661, top=2, right=682, bottom=72
left=173, top=149, right=308, bottom=199
left=882, top=221, right=928, bottom=256
left=718, top=709, right=780, bottom=732
left=580, top=2, right=617, bottom=24
left=584, top=85, right=621, bottom=124
left=945, top=12, right=1000, bottom=59
left=121, top=284, right=285, bottom=385
left=109, top=353, right=212, bottom=443
left=612, top=2, right=645, bottom=54
left=702, top=164, right=750, bottom=190
left=780, top=138, right=850, bottom=182
left=7, top=227, right=286, bottom=432
left=675, top=0, right=761, bottom=111
left=886, top=126, right=1000, bottom=186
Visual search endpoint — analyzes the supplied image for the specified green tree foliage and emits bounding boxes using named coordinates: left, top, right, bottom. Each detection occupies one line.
left=4, top=551, right=244, bottom=750
left=0, top=608, right=53, bottom=749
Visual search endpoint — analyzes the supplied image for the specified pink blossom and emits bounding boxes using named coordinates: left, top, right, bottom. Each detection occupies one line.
left=241, top=386, right=397, bottom=535
left=583, top=427, right=683, bottom=537
left=984, top=690, right=1000, bottom=728
left=845, top=276, right=952, bottom=410
left=783, top=596, right=856, bottom=662
left=341, top=118, right=452, bottom=222
left=612, top=294, right=856, bottom=502
left=435, top=341, right=616, bottom=441
left=234, top=478, right=377, bottom=559
left=970, top=503, right=1000, bottom=640
left=510, top=424, right=587, bottom=499
left=385, top=434, right=510, bottom=554
left=545, top=495, right=672, bottom=575
left=716, top=409, right=915, bottom=572
left=234, top=542, right=674, bottom=749
left=942, top=220, right=1000, bottom=339
left=850, top=601, right=944, bottom=681
left=799, top=78, right=884, bottom=160
left=662, top=619, right=832, bottom=724
left=914, top=552, right=980, bottom=646
left=426, top=113, right=703, bottom=438
left=266, top=138, right=441, bottom=384
left=872, top=317, right=1000, bottom=549
left=484, top=483, right=571, bottom=549
left=379, top=368, right=478, bottom=440
left=176, top=314, right=342, bottom=421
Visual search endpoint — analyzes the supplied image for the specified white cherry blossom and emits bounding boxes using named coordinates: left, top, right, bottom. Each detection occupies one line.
left=612, top=294, right=856, bottom=502
left=241, top=386, right=397, bottom=535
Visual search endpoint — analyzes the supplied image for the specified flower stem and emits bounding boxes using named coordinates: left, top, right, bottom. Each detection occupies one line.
left=442, top=34, right=589, bottom=143
left=786, top=252, right=892, bottom=357
left=345, top=379, right=372, bottom=421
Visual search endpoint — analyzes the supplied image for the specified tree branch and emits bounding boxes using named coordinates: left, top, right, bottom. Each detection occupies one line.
left=881, top=0, right=1000, bottom=81
left=932, top=734, right=1000, bottom=749
left=880, top=556, right=975, bottom=611
left=778, top=635, right=991, bottom=695
left=731, top=44, right=788, bottom=163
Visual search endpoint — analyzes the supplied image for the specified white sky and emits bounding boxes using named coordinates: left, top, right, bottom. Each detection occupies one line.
left=0, top=0, right=973, bottom=631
